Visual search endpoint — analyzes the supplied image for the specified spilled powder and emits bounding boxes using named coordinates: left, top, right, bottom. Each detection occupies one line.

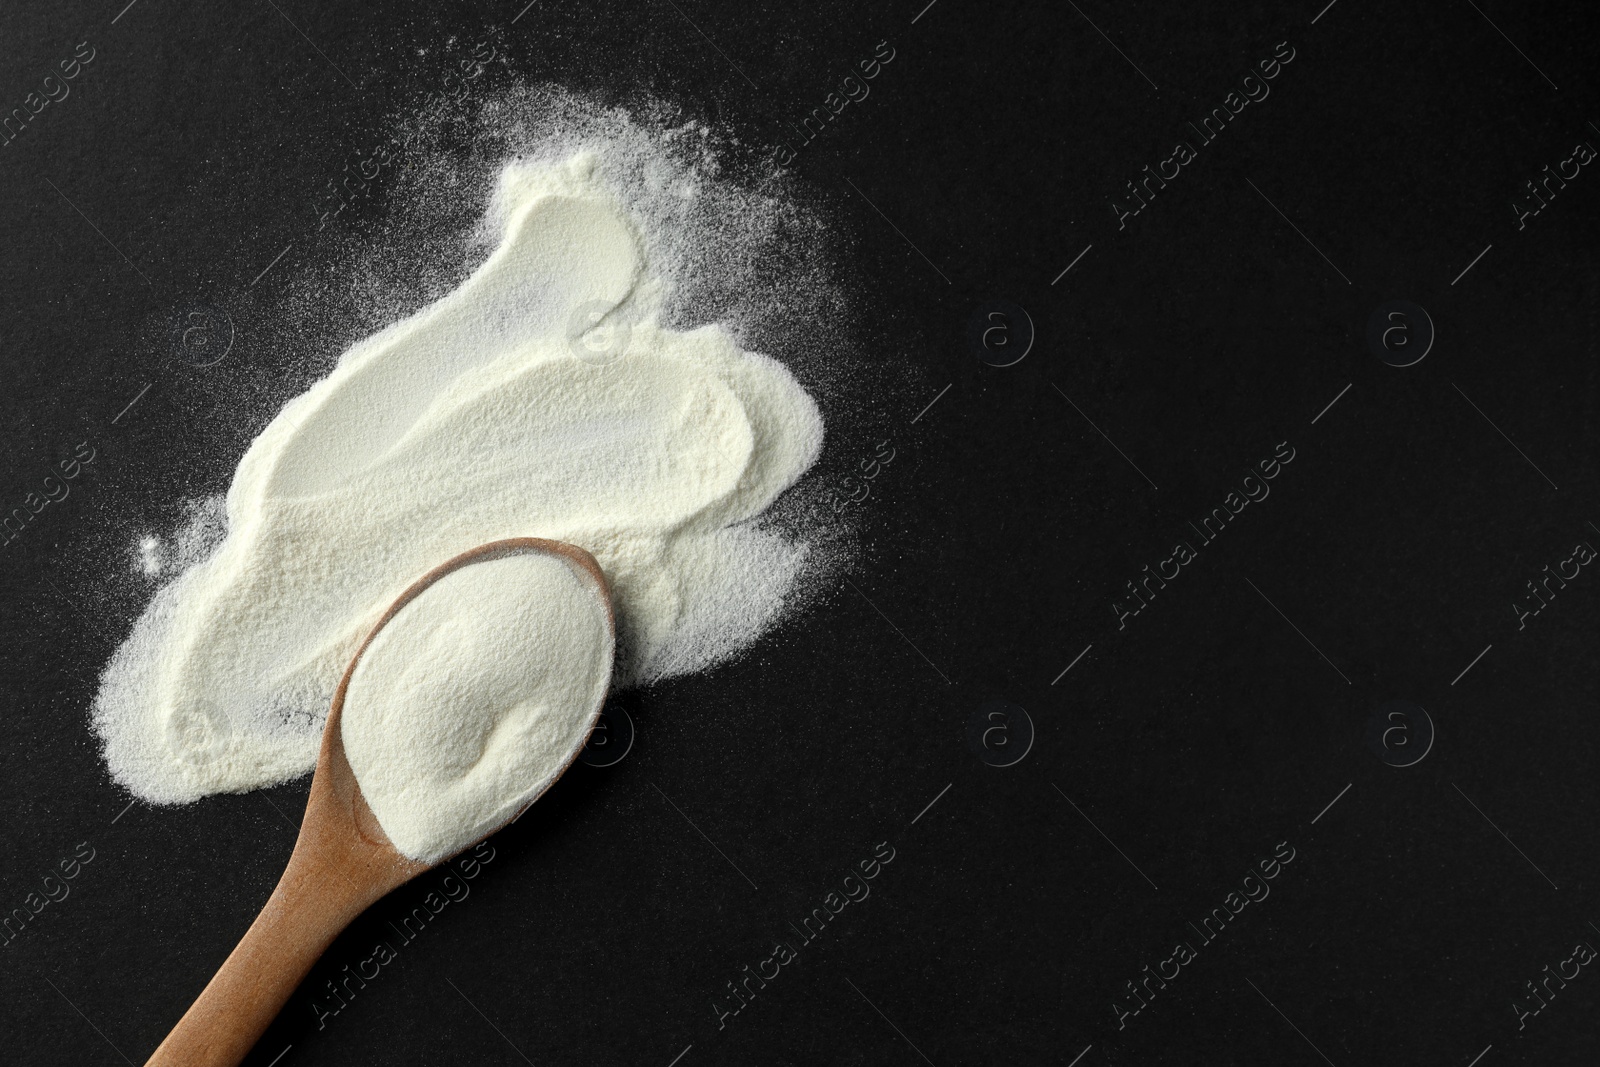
left=341, top=550, right=613, bottom=863
left=93, top=150, right=826, bottom=804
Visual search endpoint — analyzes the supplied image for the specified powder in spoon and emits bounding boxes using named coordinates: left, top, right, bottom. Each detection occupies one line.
left=340, top=551, right=613, bottom=863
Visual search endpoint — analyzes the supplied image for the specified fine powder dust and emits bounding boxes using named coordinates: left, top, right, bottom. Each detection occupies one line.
left=93, top=150, right=826, bottom=804
left=341, top=551, right=613, bottom=863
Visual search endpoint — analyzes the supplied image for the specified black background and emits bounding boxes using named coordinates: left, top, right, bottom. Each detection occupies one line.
left=2, top=1, right=1599, bottom=1065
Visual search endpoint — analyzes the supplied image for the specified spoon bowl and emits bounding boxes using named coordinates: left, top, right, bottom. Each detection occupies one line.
left=144, top=537, right=614, bottom=1067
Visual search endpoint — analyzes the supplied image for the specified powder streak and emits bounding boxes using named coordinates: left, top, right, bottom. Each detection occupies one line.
left=94, top=152, right=824, bottom=804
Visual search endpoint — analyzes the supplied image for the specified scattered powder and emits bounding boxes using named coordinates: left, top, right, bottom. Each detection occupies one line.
left=93, top=149, right=826, bottom=804
left=137, top=536, right=162, bottom=577
left=128, top=496, right=228, bottom=582
left=341, top=551, right=613, bottom=863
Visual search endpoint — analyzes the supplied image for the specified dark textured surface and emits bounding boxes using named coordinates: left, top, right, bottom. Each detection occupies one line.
left=2, top=1, right=1598, bottom=1065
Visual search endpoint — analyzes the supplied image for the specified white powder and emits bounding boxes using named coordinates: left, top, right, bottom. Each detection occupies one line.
left=93, top=150, right=825, bottom=804
left=340, top=550, right=613, bottom=863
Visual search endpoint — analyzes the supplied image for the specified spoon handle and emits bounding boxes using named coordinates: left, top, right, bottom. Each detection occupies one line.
left=144, top=846, right=372, bottom=1067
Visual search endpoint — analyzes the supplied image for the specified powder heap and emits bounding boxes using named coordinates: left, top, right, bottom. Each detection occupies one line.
left=341, top=550, right=613, bottom=863
left=93, top=151, right=825, bottom=804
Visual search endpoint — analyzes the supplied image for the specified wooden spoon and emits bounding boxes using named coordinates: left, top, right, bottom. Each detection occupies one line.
left=144, top=537, right=614, bottom=1067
